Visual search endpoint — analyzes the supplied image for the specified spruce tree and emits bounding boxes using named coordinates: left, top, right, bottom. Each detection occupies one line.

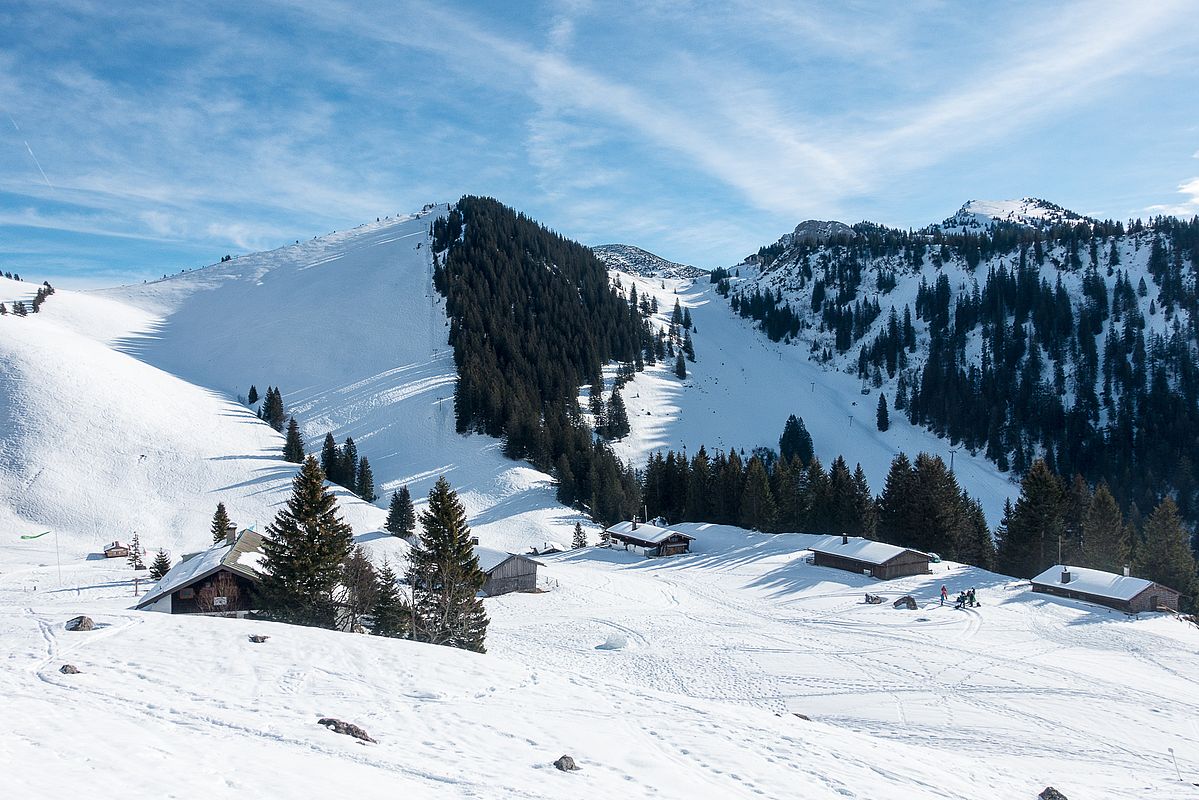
left=407, top=476, right=489, bottom=652
left=605, top=388, right=630, bottom=439
left=956, top=494, right=996, bottom=570
left=739, top=457, right=777, bottom=531
left=258, top=456, right=355, bottom=628
left=247, top=385, right=259, bottom=405
left=683, top=329, right=696, bottom=362
left=372, top=560, right=410, bottom=638
left=149, top=549, right=172, bottom=581
left=357, top=457, right=377, bottom=502
left=283, top=417, right=305, bottom=463
left=384, top=485, right=417, bottom=537
left=1135, top=497, right=1197, bottom=603
left=674, top=352, right=687, bottom=379
left=340, top=437, right=359, bottom=493
left=876, top=393, right=889, bottom=432
left=320, top=434, right=340, bottom=484
left=778, top=414, right=814, bottom=464
left=572, top=521, right=587, bottom=549
left=996, top=459, right=1064, bottom=578
left=1081, top=482, right=1129, bottom=573
left=262, top=387, right=286, bottom=431
left=877, top=453, right=916, bottom=545
left=128, top=533, right=145, bottom=570
left=211, top=502, right=233, bottom=545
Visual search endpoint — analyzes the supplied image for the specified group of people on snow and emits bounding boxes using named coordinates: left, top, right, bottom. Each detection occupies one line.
left=939, top=585, right=978, bottom=609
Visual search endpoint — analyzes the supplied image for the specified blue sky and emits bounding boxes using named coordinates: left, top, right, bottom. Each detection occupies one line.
left=2, top=0, right=1198, bottom=287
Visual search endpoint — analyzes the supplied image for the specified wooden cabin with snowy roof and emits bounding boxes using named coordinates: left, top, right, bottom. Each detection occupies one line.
left=136, top=529, right=265, bottom=615
left=1031, top=565, right=1180, bottom=614
left=475, top=548, right=543, bottom=596
left=809, top=534, right=931, bottom=580
left=603, top=520, right=694, bottom=557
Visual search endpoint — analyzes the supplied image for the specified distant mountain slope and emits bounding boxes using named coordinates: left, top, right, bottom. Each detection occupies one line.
left=936, top=197, right=1092, bottom=234
left=715, top=203, right=1199, bottom=525
left=593, top=243, right=707, bottom=279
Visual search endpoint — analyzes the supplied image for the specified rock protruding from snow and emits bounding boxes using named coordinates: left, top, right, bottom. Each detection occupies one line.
left=553, top=754, right=580, bottom=772
left=65, top=616, right=94, bottom=631
left=248, top=634, right=270, bottom=643
left=59, top=664, right=80, bottom=674
left=786, top=220, right=856, bottom=246
left=892, top=595, right=917, bottom=610
left=1038, top=788, right=1068, bottom=800
left=593, top=244, right=707, bottom=280
left=318, top=717, right=376, bottom=743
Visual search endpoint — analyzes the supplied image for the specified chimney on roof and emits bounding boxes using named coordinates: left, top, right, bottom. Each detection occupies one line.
left=1061, top=568, right=1071, bottom=584
left=632, top=517, right=638, bottom=531
left=842, top=533, right=848, bottom=545
left=225, top=522, right=237, bottom=546
left=1123, top=564, right=1130, bottom=577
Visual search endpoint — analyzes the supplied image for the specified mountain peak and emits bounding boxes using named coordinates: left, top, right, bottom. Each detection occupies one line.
left=592, top=243, right=707, bottom=279
left=939, top=198, right=1090, bottom=232
left=787, top=219, right=856, bottom=245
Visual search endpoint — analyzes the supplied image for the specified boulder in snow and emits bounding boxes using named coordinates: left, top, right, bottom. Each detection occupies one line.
left=1038, top=788, right=1068, bottom=800
left=65, top=616, right=94, bottom=631
left=318, top=717, right=376, bottom=744
left=59, top=664, right=80, bottom=674
left=892, top=596, right=917, bottom=610
left=248, top=634, right=270, bottom=643
left=553, top=754, right=580, bottom=772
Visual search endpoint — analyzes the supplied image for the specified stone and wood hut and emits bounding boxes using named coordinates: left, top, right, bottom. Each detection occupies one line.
left=1030, top=565, right=1181, bottom=613
left=809, top=534, right=931, bottom=580
left=136, top=529, right=264, bottom=615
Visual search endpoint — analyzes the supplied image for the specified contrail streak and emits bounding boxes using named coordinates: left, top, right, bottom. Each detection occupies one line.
left=4, top=109, right=54, bottom=190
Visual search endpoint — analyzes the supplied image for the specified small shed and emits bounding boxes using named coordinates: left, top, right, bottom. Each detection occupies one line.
left=603, top=520, right=694, bottom=557
left=136, top=530, right=265, bottom=615
left=809, top=534, right=930, bottom=580
left=476, top=548, right=543, bottom=596
left=1031, top=565, right=1181, bottom=613
left=103, top=541, right=130, bottom=558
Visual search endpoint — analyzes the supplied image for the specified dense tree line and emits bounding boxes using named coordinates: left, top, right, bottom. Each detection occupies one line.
left=432, top=197, right=647, bottom=525
left=319, top=433, right=376, bottom=502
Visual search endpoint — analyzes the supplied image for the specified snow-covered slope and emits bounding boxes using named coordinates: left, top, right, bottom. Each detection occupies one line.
left=603, top=270, right=1018, bottom=523
left=592, top=243, right=707, bottom=279
left=4, top=521, right=1197, bottom=799
left=0, top=280, right=387, bottom=561
left=97, top=209, right=577, bottom=556
left=937, top=198, right=1091, bottom=234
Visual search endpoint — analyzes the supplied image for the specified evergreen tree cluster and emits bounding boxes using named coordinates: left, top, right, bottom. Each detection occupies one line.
left=0, top=281, right=51, bottom=318
left=384, top=486, right=416, bottom=537
left=257, top=386, right=286, bottom=431
left=432, top=197, right=644, bottom=526
left=319, top=433, right=376, bottom=502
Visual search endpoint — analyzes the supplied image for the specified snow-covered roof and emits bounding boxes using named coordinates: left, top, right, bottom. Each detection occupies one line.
left=604, top=520, right=694, bottom=544
left=1031, top=565, right=1158, bottom=601
left=474, top=547, right=542, bottom=574
left=809, top=535, right=924, bottom=566
left=136, top=530, right=265, bottom=608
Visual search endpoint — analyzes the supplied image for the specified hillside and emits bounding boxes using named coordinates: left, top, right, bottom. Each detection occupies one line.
left=936, top=198, right=1092, bottom=234
left=717, top=202, right=1199, bottom=527
left=593, top=243, right=708, bottom=280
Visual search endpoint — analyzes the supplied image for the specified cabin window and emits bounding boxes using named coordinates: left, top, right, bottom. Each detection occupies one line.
left=179, top=588, right=195, bottom=599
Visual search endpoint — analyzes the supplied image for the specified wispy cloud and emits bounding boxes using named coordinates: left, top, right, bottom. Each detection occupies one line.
left=1146, top=177, right=1199, bottom=218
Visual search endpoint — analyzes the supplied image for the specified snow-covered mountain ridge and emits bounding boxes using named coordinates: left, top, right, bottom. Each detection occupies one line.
left=936, top=197, right=1093, bottom=234
left=592, top=243, right=707, bottom=279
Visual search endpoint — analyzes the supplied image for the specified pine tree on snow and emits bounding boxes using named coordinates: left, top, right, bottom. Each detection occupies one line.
left=778, top=414, right=814, bottom=465
left=247, top=385, right=259, bottom=405
left=128, top=533, right=145, bottom=570
left=340, top=437, right=359, bottom=493
left=283, top=417, right=305, bottom=463
left=210, top=502, right=233, bottom=545
left=876, top=393, right=889, bottom=432
left=407, top=476, right=489, bottom=652
left=356, top=457, right=377, bottom=503
left=572, top=521, right=587, bottom=549
left=372, top=560, right=410, bottom=638
left=258, top=456, right=355, bottom=628
left=604, top=387, right=630, bottom=439
left=1135, top=497, right=1197, bottom=605
left=320, top=433, right=340, bottom=484
left=674, top=351, right=687, bottom=379
left=149, top=549, right=172, bottom=581
left=385, top=486, right=417, bottom=537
